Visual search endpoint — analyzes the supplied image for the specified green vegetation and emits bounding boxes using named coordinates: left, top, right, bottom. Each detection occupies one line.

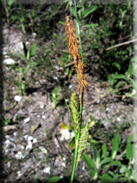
left=2, top=0, right=136, bottom=183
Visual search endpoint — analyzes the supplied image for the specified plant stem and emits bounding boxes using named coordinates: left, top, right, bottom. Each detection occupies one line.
left=70, top=1, right=84, bottom=183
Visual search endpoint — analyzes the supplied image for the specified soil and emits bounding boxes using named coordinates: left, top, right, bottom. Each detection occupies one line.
left=1, top=23, right=135, bottom=183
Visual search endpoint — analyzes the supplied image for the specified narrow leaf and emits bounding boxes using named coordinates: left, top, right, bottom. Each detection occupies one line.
left=101, top=143, right=107, bottom=159
left=30, top=43, right=37, bottom=57
left=82, top=6, right=98, bottom=18
left=82, top=153, right=96, bottom=169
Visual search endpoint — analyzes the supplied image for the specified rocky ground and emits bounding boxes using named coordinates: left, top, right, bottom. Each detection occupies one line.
left=1, top=23, right=135, bottom=183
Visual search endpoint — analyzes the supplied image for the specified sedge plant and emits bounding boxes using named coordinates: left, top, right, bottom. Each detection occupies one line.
left=50, top=1, right=95, bottom=182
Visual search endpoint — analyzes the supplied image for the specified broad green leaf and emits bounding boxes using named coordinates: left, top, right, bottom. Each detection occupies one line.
left=130, top=79, right=137, bottom=90
left=89, top=169, right=98, bottom=179
left=30, top=62, right=38, bottom=66
left=82, top=6, right=98, bottom=18
left=113, top=74, right=124, bottom=79
left=54, top=88, right=58, bottom=96
left=83, top=23, right=98, bottom=28
left=126, top=142, right=135, bottom=160
left=89, top=138, right=101, bottom=144
left=71, top=7, right=76, bottom=17
left=100, top=173, right=114, bottom=183
left=30, top=43, right=37, bottom=57
left=82, top=153, right=96, bottom=169
left=127, top=64, right=133, bottom=75
left=119, top=177, right=127, bottom=182
left=56, top=96, right=61, bottom=103
left=45, top=176, right=60, bottom=183
left=108, top=161, right=121, bottom=167
left=92, top=145, right=100, bottom=168
left=27, top=51, right=30, bottom=60
left=111, top=134, right=120, bottom=159
left=101, top=143, right=107, bottom=159
left=100, top=157, right=113, bottom=166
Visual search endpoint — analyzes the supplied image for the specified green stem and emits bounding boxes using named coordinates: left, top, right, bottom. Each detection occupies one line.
left=70, top=131, right=80, bottom=183
left=70, top=1, right=84, bottom=183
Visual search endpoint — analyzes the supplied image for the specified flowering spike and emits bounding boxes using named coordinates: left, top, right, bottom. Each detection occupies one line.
left=77, top=124, right=89, bottom=164
left=65, top=15, right=89, bottom=100
left=70, top=91, right=80, bottom=133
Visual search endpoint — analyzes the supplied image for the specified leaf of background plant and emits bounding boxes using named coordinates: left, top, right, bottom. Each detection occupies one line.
left=92, top=145, right=100, bottom=169
left=119, top=177, right=127, bottom=182
left=108, top=160, right=121, bottom=167
left=101, top=143, right=107, bottom=159
left=60, top=123, right=74, bottom=131
left=30, top=43, right=37, bottom=57
left=82, top=6, right=98, bottom=18
left=82, top=153, right=96, bottom=169
left=83, top=23, right=98, bottom=28
left=54, top=88, right=58, bottom=96
left=30, top=61, right=38, bottom=66
left=130, top=79, right=137, bottom=90
left=127, top=64, right=133, bottom=75
left=113, top=74, right=124, bottom=79
left=100, top=173, right=114, bottom=183
left=100, top=157, right=113, bottom=166
left=126, top=142, right=135, bottom=160
left=111, top=134, right=120, bottom=159
left=45, top=176, right=60, bottom=183
left=89, top=169, right=98, bottom=179
left=89, top=138, right=101, bottom=144
left=71, top=7, right=76, bottom=17
left=68, top=137, right=75, bottom=150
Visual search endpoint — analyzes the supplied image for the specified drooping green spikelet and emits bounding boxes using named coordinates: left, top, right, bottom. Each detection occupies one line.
left=70, top=91, right=80, bottom=133
left=77, top=124, right=89, bottom=164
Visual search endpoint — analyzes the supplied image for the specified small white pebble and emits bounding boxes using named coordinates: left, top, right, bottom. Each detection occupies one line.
left=25, top=41, right=29, bottom=45
left=18, top=42, right=23, bottom=49
left=116, top=116, right=121, bottom=122
left=106, top=108, right=110, bottom=112
left=42, top=115, right=46, bottom=119
left=17, top=171, right=22, bottom=179
left=39, top=146, right=47, bottom=154
left=5, top=140, right=10, bottom=145
left=3, top=58, right=15, bottom=65
left=68, top=85, right=72, bottom=89
left=26, top=143, right=32, bottom=150
left=32, top=32, right=36, bottom=38
left=70, top=131, right=75, bottom=138
left=62, top=162, right=66, bottom=167
left=33, top=138, right=37, bottom=143
left=20, top=145, right=24, bottom=150
left=63, top=157, right=66, bottom=161
left=53, top=76, right=58, bottom=80
left=54, top=65, right=60, bottom=70
left=43, top=167, right=50, bottom=174
left=13, top=132, right=17, bottom=136
left=65, top=99, right=69, bottom=102
left=24, top=134, right=28, bottom=140
left=37, top=115, right=40, bottom=118
left=28, top=136, right=33, bottom=142
left=15, top=151, right=24, bottom=159
left=97, top=99, right=100, bottom=103
left=24, top=117, right=30, bottom=123
left=14, top=95, right=22, bottom=102
left=60, top=129, right=71, bottom=141
left=40, top=105, right=44, bottom=109
left=82, top=166, right=85, bottom=170
left=7, top=162, right=10, bottom=168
